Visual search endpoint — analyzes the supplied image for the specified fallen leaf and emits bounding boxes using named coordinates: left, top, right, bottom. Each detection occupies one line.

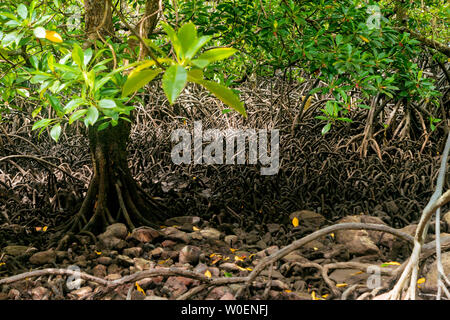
left=292, top=217, right=299, bottom=227
left=95, top=250, right=102, bottom=255
left=336, top=283, right=348, bottom=288
left=135, top=282, right=146, bottom=296
left=204, top=270, right=212, bottom=278
left=230, top=248, right=238, bottom=253
left=192, top=226, right=200, bottom=231
left=381, top=261, right=401, bottom=267
left=417, top=277, right=425, bottom=284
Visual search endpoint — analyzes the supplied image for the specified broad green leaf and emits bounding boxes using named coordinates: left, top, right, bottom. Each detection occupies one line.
left=97, top=121, right=110, bottom=131
left=34, top=27, right=46, bottom=38
left=69, top=109, right=87, bottom=124
left=161, top=22, right=181, bottom=58
left=187, top=69, right=204, bottom=82
left=98, top=99, right=116, bottom=109
left=321, top=123, right=331, bottom=135
left=194, top=48, right=237, bottom=67
left=85, top=106, right=99, bottom=126
left=72, top=44, right=84, bottom=69
left=162, top=65, right=187, bottom=104
left=198, top=80, right=246, bottom=117
left=122, top=68, right=161, bottom=97
left=185, top=35, right=212, bottom=60
left=177, top=22, right=197, bottom=59
left=50, top=123, right=61, bottom=142
left=32, top=118, right=52, bottom=130
left=64, top=98, right=85, bottom=113
left=47, top=95, right=64, bottom=117
left=17, top=4, right=28, bottom=20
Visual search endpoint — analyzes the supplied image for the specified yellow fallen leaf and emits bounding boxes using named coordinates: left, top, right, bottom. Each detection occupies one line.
left=192, top=226, right=200, bottom=231
left=292, top=217, right=299, bottom=227
left=359, top=35, right=370, bottom=43
left=95, top=250, right=102, bottom=255
left=204, top=270, right=212, bottom=278
left=246, top=267, right=253, bottom=271
left=322, top=294, right=329, bottom=299
left=311, top=291, right=323, bottom=300
left=0, top=262, right=5, bottom=267
left=223, top=257, right=230, bottom=261
left=230, top=248, right=238, bottom=253
left=235, top=265, right=249, bottom=272
left=248, top=254, right=256, bottom=259
left=303, top=96, right=313, bottom=111
left=313, top=247, right=318, bottom=251
left=284, top=290, right=292, bottom=293
left=351, top=271, right=364, bottom=276
left=381, top=261, right=401, bottom=267
left=336, top=283, right=348, bottom=288
left=135, top=282, right=146, bottom=296
left=234, top=255, right=245, bottom=262
left=45, top=31, right=63, bottom=43
left=330, top=233, right=335, bottom=238
left=43, top=226, right=48, bottom=232
left=211, top=256, right=222, bottom=265
left=417, top=277, right=425, bottom=284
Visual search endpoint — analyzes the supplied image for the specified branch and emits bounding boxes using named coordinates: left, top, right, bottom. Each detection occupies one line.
left=396, top=27, right=450, bottom=57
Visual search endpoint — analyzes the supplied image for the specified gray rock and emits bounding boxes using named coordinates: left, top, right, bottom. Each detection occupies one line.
left=200, top=228, right=221, bottom=240
left=165, top=216, right=201, bottom=226
left=29, top=249, right=56, bottom=265
left=133, top=258, right=152, bottom=271
left=123, top=247, right=143, bottom=258
left=3, top=245, right=31, bottom=257
left=179, top=245, right=201, bottom=265
left=117, top=254, right=134, bottom=266
left=92, top=264, right=107, bottom=278
left=103, top=223, right=128, bottom=239
left=161, top=227, right=191, bottom=243
left=224, top=235, right=238, bottom=247
left=289, top=210, right=326, bottom=228
left=128, top=226, right=161, bottom=243
left=68, top=286, right=92, bottom=299
left=97, top=256, right=113, bottom=266
left=335, top=216, right=380, bottom=256
left=422, top=251, right=450, bottom=293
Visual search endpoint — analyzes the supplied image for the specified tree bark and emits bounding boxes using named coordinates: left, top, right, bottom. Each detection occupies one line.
left=67, top=0, right=165, bottom=232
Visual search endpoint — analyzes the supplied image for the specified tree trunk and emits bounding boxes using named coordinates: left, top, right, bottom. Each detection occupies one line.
left=65, top=0, right=165, bottom=232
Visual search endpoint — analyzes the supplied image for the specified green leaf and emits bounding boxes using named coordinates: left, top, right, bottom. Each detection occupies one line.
left=97, top=121, right=110, bottom=131
left=47, top=95, right=64, bottom=117
left=185, top=35, right=212, bottom=60
left=122, top=68, right=161, bottom=97
left=50, top=123, right=61, bottom=142
left=72, top=44, right=84, bottom=69
left=64, top=98, right=85, bottom=113
left=17, top=4, right=28, bottom=20
left=177, top=22, right=197, bottom=59
left=321, top=123, right=332, bottom=135
left=69, top=109, right=88, bottom=124
left=85, top=106, right=99, bottom=126
left=194, top=48, right=237, bottom=67
left=162, top=65, right=187, bottom=104
left=98, top=99, right=116, bottom=109
left=32, top=118, right=52, bottom=130
left=198, top=80, right=246, bottom=117
left=161, top=22, right=181, bottom=59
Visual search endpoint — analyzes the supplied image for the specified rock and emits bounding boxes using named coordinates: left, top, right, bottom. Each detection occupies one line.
left=281, top=252, right=308, bottom=263
left=92, top=265, right=107, bottom=278
left=161, top=240, right=177, bottom=248
left=224, top=235, right=238, bottom=247
left=68, top=286, right=92, bottom=299
left=150, top=247, right=164, bottom=258
left=163, top=277, right=189, bottom=298
left=290, top=210, right=326, bottom=228
left=200, top=228, right=221, bottom=240
left=165, top=216, right=201, bottom=226
left=117, top=255, right=134, bottom=266
left=179, top=245, right=201, bottom=265
left=443, top=211, right=450, bottom=232
left=98, top=223, right=128, bottom=250
left=123, top=247, right=142, bottom=258
left=255, top=245, right=279, bottom=258
left=128, top=226, right=161, bottom=243
left=335, top=216, right=380, bottom=256
left=8, top=289, right=20, bottom=300
left=0, top=292, right=8, bottom=300
left=31, top=286, right=50, bottom=300
left=245, top=231, right=260, bottom=244
left=194, top=264, right=220, bottom=277
left=220, top=263, right=240, bottom=272
left=3, top=245, right=31, bottom=257
left=220, top=292, right=236, bottom=300
left=161, top=227, right=191, bottom=243
left=97, top=256, right=113, bottom=266
left=206, top=286, right=231, bottom=300
left=422, top=251, right=450, bottom=293
left=144, top=295, right=168, bottom=300
left=107, top=263, right=120, bottom=274
left=105, top=273, right=122, bottom=281
left=329, top=268, right=369, bottom=285
left=133, top=258, right=152, bottom=271
left=29, top=249, right=56, bottom=265
left=104, top=223, right=128, bottom=239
